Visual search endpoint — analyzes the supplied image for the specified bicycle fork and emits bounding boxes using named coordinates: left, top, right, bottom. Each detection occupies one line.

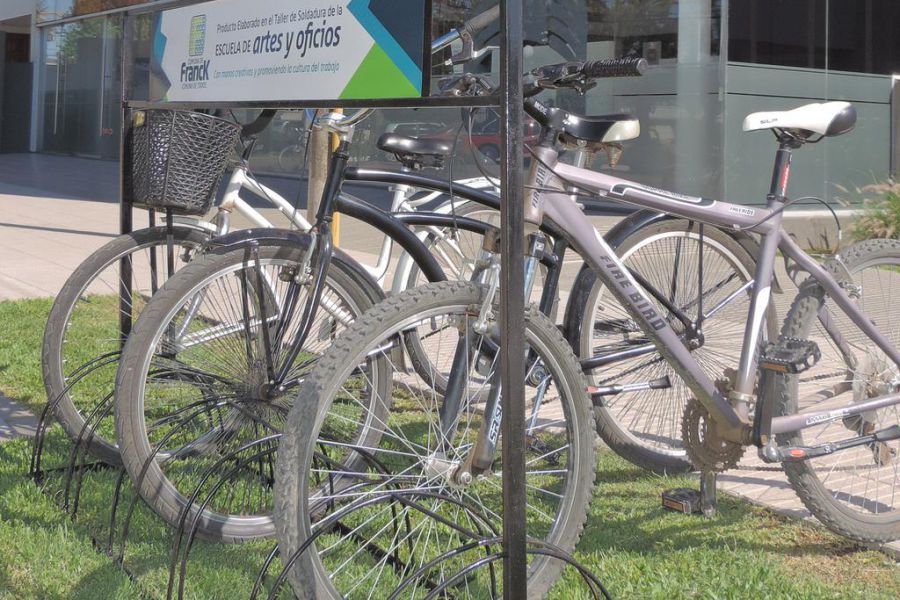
left=440, top=232, right=548, bottom=484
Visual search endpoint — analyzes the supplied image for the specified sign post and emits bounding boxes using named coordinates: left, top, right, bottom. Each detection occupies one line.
left=149, top=0, right=429, bottom=103
left=499, top=1, right=527, bottom=598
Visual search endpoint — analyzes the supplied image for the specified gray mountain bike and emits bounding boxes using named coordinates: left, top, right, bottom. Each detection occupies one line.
left=274, top=58, right=900, bottom=598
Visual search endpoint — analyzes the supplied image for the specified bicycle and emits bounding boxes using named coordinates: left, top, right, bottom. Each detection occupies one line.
left=111, top=93, right=764, bottom=541
left=109, top=0, right=772, bottom=540
left=273, top=58, right=900, bottom=598
left=40, top=108, right=504, bottom=466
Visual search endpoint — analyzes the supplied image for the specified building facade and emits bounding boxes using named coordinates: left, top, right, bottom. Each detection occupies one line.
left=2, top=0, right=899, bottom=207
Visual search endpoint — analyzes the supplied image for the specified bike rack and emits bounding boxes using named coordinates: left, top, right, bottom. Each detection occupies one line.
left=27, top=1, right=611, bottom=598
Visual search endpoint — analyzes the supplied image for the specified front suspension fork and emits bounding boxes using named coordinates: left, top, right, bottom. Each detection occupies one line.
left=451, top=232, right=548, bottom=481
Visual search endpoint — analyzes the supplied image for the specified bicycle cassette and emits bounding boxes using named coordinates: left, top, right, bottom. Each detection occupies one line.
left=682, top=398, right=744, bottom=472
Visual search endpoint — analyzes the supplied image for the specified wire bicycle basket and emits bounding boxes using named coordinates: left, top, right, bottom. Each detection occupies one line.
left=129, top=109, right=241, bottom=216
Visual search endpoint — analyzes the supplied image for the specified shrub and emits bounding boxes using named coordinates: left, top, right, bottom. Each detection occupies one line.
left=853, top=181, right=900, bottom=240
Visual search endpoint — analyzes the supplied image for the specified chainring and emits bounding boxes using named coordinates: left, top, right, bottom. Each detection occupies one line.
left=682, top=398, right=744, bottom=472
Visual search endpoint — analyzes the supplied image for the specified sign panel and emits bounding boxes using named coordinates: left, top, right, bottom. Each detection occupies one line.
left=150, top=0, right=428, bottom=102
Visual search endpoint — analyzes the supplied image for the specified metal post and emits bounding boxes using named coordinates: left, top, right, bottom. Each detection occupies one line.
left=118, top=12, right=135, bottom=344
left=306, top=109, right=329, bottom=224
left=700, top=471, right=718, bottom=518
left=499, top=1, right=526, bottom=598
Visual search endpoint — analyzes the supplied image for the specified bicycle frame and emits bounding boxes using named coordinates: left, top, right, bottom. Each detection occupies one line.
left=528, top=141, right=900, bottom=444
left=178, top=154, right=498, bottom=287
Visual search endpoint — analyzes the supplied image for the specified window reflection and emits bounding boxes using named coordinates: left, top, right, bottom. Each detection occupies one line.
left=37, top=1, right=153, bottom=23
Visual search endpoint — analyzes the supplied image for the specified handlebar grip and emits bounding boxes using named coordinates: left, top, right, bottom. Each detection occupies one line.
left=461, top=4, right=500, bottom=38
left=241, top=109, right=277, bottom=137
left=582, top=58, right=648, bottom=78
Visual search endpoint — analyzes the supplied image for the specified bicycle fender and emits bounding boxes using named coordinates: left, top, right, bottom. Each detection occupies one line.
left=337, top=194, right=448, bottom=285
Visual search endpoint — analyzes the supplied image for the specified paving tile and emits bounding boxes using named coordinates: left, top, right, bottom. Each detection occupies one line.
left=0, top=394, right=38, bottom=441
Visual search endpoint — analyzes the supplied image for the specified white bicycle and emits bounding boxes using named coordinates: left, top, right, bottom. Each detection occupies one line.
left=40, top=108, right=498, bottom=466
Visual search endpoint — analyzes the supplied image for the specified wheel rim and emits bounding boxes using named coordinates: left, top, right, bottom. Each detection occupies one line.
left=296, top=303, right=588, bottom=598
left=51, top=232, right=205, bottom=457
left=790, top=253, right=900, bottom=522
left=583, top=227, right=755, bottom=459
left=129, top=252, right=367, bottom=530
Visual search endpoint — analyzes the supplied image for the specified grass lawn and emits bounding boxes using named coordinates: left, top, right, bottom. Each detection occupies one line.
left=0, top=297, right=898, bottom=599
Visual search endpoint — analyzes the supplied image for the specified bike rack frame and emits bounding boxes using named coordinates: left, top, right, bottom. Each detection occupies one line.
left=84, top=0, right=545, bottom=597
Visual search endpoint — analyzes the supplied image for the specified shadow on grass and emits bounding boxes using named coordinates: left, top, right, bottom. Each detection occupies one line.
left=578, top=457, right=868, bottom=561
left=0, top=427, right=285, bottom=600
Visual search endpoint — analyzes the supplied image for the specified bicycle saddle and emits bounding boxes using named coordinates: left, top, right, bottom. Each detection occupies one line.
left=377, top=133, right=451, bottom=170
left=558, top=113, right=640, bottom=147
left=742, top=101, right=856, bottom=138
left=378, top=134, right=451, bottom=158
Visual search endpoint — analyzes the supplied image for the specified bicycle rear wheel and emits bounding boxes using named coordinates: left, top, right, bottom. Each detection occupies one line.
left=115, top=238, right=382, bottom=541
left=42, top=225, right=209, bottom=465
left=275, top=281, right=595, bottom=599
left=570, top=220, right=769, bottom=474
left=774, top=238, right=900, bottom=543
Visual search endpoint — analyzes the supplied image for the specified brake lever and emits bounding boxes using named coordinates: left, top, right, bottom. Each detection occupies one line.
left=447, top=31, right=499, bottom=66
left=534, top=75, right=596, bottom=95
left=438, top=73, right=494, bottom=97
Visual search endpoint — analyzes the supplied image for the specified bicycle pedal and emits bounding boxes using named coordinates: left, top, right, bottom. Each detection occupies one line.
left=760, top=338, right=821, bottom=374
left=661, top=488, right=702, bottom=515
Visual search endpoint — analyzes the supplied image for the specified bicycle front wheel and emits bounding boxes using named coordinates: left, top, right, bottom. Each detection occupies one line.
left=115, top=238, right=381, bottom=541
left=42, top=225, right=209, bottom=465
left=275, top=281, right=596, bottom=599
left=774, top=238, right=900, bottom=543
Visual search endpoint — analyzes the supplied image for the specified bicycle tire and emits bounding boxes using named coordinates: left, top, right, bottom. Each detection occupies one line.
left=274, top=280, right=596, bottom=599
left=115, top=238, right=382, bottom=542
left=569, top=219, right=770, bottom=474
left=42, top=225, right=210, bottom=466
left=774, top=238, right=900, bottom=543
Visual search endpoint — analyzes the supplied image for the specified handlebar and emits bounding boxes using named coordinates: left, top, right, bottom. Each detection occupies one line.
left=432, top=4, right=501, bottom=65
left=531, top=58, right=647, bottom=91
left=461, top=5, right=500, bottom=39
left=440, top=56, right=648, bottom=99
left=582, top=58, right=648, bottom=78
left=240, top=109, right=277, bottom=138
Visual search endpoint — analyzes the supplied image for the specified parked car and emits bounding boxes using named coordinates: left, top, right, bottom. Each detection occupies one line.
left=422, top=111, right=540, bottom=162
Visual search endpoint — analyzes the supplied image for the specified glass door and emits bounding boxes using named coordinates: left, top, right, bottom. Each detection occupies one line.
left=40, top=14, right=121, bottom=158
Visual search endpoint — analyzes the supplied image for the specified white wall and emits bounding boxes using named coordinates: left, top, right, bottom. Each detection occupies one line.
left=0, top=0, right=35, bottom=22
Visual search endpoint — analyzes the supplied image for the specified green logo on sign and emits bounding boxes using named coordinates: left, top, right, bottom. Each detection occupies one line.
left=189, top=15, right=206, bottom=57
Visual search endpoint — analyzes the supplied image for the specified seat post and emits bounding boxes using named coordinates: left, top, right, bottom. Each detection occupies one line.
left=767, top=137, right=797, bottom=204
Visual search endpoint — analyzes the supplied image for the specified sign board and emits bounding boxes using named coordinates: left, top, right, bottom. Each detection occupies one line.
left=150, top=0, right=429, bottom=103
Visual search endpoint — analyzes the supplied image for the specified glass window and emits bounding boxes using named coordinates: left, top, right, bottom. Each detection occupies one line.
left=729, top=0, right=900, bottom=75
left=828, top=0, right=900, bottom=75
left=729, top=0, right=826, bottom=69
left=37, top=1, right=156, bottom=24
left=586, top=1, right=721, bottom=63
left=40, top=15, right=122, bottom=157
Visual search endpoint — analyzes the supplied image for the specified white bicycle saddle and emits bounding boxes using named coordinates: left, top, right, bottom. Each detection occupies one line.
left=742, top=101, right=856, bottom=137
